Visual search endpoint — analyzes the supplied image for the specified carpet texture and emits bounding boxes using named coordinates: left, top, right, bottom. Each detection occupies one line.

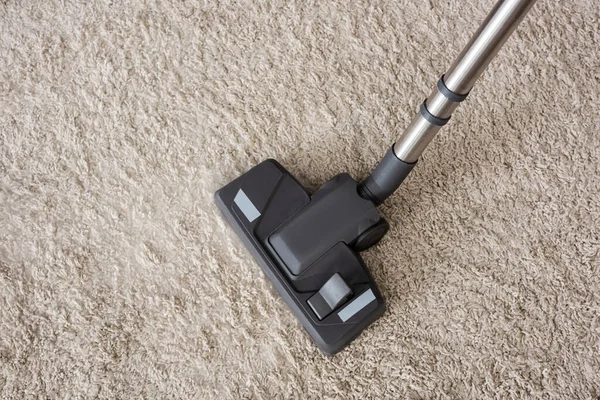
left=1, top=0, right=599, bottom=398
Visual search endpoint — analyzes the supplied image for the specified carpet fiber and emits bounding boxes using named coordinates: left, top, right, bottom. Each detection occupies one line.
left=1, top=0, right=599, bottom=398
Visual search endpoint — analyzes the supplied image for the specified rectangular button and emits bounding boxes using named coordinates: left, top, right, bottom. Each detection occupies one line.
left=307, top=273, right=352, bottom=320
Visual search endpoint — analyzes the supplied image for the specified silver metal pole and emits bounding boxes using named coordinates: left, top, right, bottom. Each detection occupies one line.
left=393, top=0, right=537, bottom=163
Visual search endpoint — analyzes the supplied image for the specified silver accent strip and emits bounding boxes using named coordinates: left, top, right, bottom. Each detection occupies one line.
left=233, top=189, right=261, bottom=222
left=337, top=289, right=376, bottom=322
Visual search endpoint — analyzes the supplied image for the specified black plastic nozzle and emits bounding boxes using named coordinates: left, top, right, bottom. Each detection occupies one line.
left=358, top=147, right=416, bottom=206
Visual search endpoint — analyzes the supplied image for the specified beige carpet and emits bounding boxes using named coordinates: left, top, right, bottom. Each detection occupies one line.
left=1, top=0, right=599, bottom=398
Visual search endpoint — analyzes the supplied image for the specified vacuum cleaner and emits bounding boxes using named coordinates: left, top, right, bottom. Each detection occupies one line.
left=215, top=0, right=538, bottom=354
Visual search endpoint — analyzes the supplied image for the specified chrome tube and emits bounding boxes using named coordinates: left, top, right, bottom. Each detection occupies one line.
left=393, top=0, right=537, bottom=163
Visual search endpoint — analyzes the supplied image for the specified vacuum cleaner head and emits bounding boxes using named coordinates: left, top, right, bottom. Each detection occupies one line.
left=215, top=159, right=391, bottom=354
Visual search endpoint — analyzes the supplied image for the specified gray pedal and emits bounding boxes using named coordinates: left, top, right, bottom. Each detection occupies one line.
left=308, top=273, right=353, bottom=320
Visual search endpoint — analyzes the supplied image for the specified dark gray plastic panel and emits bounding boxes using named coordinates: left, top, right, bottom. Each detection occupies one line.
left=269, top=173, right=381, bottom=276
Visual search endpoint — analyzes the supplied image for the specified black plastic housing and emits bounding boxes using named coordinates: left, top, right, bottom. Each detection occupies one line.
left=215, top=160, right=386, bottom=354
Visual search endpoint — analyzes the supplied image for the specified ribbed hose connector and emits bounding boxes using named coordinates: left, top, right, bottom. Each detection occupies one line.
left=358, top=147, right=416, bottom=206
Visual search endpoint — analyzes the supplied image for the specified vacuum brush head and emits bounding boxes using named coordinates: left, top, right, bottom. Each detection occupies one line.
left=215, top=159, right=390, bottom=354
